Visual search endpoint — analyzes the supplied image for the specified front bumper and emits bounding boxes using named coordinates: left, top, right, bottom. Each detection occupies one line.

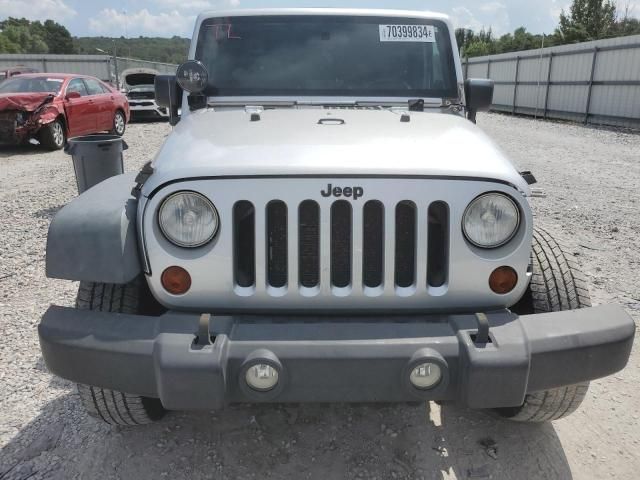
left=128, top=101, right=168, bottom=119
left=0, top=119, right=28, bottom=145
left=38, top=305, right=635, bottom=411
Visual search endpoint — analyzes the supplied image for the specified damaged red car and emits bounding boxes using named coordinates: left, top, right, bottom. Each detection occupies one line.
left=0, top=74, right=130, bottom=150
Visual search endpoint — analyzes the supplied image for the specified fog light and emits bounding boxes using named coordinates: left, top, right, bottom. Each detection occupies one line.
left=489, top=266, right=518, bottom=294
left=245, top=364, right=279, bottom=392
left=161, top=266, right=192, bottom=295
left=409, top=362, right=442, bottom=390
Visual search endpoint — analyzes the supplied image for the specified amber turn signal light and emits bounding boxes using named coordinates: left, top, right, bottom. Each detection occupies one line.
left=161, top=266, right=192, bottom=295
left=489, top=266, right=518, bottom=295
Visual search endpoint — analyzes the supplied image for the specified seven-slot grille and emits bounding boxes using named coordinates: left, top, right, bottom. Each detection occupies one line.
left=232, top=199, right=449, bottom=295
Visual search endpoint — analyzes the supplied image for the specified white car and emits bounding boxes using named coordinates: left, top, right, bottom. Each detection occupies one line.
left=39, top=8, right=635, bottom=427
left=122, top=68, right=168, bottom=120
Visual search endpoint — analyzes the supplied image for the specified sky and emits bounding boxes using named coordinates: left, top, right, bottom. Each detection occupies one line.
left=0, top=0, right=639, bottom=38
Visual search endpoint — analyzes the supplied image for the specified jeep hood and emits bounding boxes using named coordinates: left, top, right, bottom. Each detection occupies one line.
left=0, top=92, right=54, bottom=112
left=146, top=108, right=529, bottom=194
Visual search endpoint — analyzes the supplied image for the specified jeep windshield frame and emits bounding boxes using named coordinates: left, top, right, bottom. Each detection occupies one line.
left=194, top=14, right=459, bottom=102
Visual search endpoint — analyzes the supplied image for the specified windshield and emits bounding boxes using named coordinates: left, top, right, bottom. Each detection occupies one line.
left=0, top=77, right=63, bottom=94
left=195, top=15, right=458, bottom=99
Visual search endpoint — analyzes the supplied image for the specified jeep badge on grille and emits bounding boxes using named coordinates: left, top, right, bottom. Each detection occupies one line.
left=321, top=184, right=364, bottom=200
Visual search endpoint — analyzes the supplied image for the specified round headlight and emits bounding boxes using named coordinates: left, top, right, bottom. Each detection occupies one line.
left=158, top=192, right=219, bottom=248
left=463, top=193, right=520, bottom=248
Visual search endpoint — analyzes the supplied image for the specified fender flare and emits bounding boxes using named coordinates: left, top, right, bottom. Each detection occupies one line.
left=46, top=173, right=142, bottom=284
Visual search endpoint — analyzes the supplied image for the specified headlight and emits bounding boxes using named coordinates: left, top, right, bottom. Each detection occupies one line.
left=158, top=191, right=219, bottom=247
left=463, top=193, right=520, bottom=248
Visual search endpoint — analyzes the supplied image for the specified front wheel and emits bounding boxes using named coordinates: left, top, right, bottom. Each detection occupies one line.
left=40, top=119, right=66, bottom=150
left=111, top=110, right=126, bottom=136
left=498, top=227, right=591, bottom=422
left=75, top=277, right=166, bottom=426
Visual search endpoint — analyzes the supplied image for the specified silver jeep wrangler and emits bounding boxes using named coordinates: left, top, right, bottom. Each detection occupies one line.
left=40, top=9, right=635, bottom=426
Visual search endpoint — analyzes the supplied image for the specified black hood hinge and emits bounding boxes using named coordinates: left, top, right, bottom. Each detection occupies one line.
left=131, top=161, right=155, bottom=199
left=520, top=171, right=537, bottom=185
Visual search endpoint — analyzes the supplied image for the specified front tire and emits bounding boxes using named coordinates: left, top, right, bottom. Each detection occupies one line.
left=111, top=110, right=126, bottom=136
left=40, top=119, right=66, bottom=150
left=77, top=385, right=165, bottom=426
left=498, top=227, right=592, bottom=422
left=75, top=278, right=166, bottom=425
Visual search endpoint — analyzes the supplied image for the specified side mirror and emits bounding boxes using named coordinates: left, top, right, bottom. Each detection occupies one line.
left=65, top=91, right=81, bottom=101
left=464, top=79, right=494, bottom=124
left=155, top=75, right=183, bottom=126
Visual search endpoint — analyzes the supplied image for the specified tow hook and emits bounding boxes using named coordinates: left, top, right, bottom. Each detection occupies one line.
left=473, top=313, right=490, bottom=345
left=195, top=313, right=213, bottom=346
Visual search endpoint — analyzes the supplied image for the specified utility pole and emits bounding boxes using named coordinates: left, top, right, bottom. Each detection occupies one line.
left=123, top=10, right=128, bottom=40
left=534, top=34, right=546, bottom=119
left=113, top=40, right=119, bottom=90
left=96, top=45, right=119, bottom=88
left=123, top=9, right=131, bottom=57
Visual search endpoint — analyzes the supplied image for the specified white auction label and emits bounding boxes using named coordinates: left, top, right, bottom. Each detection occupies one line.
left=379, top=24, right=435, bottom=42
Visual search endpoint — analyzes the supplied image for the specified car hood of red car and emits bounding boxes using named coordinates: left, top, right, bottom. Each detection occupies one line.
left=0, top=92, right=56, bottom=112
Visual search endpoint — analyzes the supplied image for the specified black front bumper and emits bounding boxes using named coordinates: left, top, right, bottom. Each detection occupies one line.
left=38, top=305, right=635, bottom=411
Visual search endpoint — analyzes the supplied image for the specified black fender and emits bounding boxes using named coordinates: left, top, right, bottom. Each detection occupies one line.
left=46, top=173, right=141, bottom=284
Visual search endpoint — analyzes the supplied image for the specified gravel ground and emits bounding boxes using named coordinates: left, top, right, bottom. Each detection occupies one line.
left=0, top=114, right=638, bottom=480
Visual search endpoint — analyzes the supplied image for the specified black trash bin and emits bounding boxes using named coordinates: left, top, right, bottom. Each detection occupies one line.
left=65, top=135, right=128, bottom=194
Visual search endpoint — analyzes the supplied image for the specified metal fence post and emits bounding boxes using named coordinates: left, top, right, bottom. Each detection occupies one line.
left=584, top=47, right=599, bottom=125
left=114, top=55, right=119, bottom=90
left=543, top=53, right=553, bottom=119
left=486, top=59, right=491, bottom=79
left=106, top=58, right=112, bottom=83
left=513, top=56, right=520, bottom=115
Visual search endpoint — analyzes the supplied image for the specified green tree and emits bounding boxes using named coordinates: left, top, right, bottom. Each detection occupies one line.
left=614, top=4, right=640, bottom=36
left=0, top=17, right=74, bottom=54
left=43, top=19, right=75, bottom=54
left=1, top=23, right=48, bottom=53
left=557, top=0, right=617, bottom=42
left=0, top=32, right=20, bottom=53
left=455, top=28, right=475, bottom=54
left=457, top=1, right=638, bottom=59
left=462, top=28, right=496, bottom=57
left=495, top=28, right=552, bottom=54
left=73, top=36, right=190, bottom=64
